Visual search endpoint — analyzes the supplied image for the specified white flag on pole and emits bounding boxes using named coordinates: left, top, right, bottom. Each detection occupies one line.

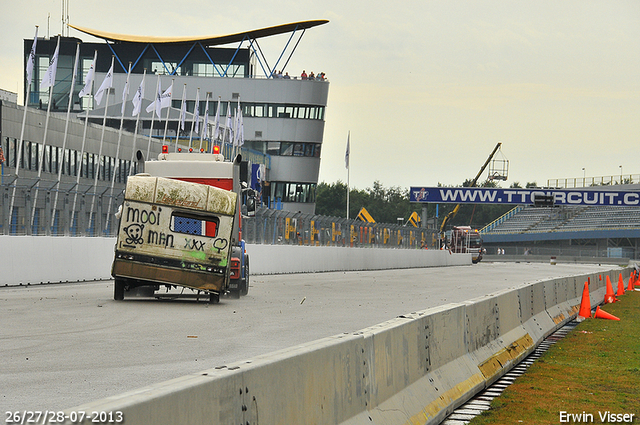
left=213, top=96, right=221, bottom=140
left=131, top=75, right=145, bottom=116
left=26, top=27, right=38, bottom=86
left=345, top=132, right=350, bottom=169
left=238, top=109, right=244, bottom=147
left=94, top=62, right=113, bottom=106
left=146, top=82, right=162, bottom=117
left=40, top=37, right=60, bottom=90
left=78, top=56, right=95, bottom=98
left=193, top=89, right=200, bottom=135
left=202, top=94, right=210, bottom=139
left=121, top=75, right=130, bottom=115
left=179, top=86, right=187, bottom=131
left=160, top=82, right=173, bottom=109
left=233, top=101, right=241, bottom=146
left=225, top=101, right=232, bottom=143
left=146, top=82, right=173, bottom=118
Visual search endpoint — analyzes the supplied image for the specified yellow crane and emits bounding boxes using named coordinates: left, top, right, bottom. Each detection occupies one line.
left=438, top=143, right=506, bottom=243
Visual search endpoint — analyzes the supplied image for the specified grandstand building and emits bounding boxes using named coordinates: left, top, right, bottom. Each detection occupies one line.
left=21, top=20, right=329, bottom=214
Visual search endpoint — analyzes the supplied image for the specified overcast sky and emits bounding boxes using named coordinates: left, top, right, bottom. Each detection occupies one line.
left=1, top=1, right=639, bottom=190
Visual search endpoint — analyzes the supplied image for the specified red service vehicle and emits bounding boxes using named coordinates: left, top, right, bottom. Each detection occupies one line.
left=448, top=225, right=483, bottom=263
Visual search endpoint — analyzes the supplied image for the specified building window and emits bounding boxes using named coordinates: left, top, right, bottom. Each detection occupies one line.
left=266, top=142, right=280, bottom=156
left=193, top=63, right=216, bottom=77
left=44, top=145, right=51, bottom=173
left=273, top=182, right=316, bottom=203
left=271, top=142, right=321, bottom=157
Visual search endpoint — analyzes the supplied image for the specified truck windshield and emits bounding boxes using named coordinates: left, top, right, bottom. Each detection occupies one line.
left=469, top=235, right=482, bottom=248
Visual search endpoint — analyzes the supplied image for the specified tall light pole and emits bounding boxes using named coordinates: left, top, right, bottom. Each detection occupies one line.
left=582, top=167, right=585, bottom=186
left=619, top=165, right=623, bottom=184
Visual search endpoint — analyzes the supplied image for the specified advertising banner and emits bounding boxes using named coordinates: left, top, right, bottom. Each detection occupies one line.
left=410, top=187, right=640, bottom=206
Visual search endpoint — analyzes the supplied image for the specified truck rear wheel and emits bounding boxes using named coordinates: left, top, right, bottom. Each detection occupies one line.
left=114, top=278, right=126, bottom=301
left=209, top=292, right=220, bottom=304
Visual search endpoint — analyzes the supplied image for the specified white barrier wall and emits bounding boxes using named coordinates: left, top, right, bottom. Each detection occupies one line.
left=61, top=267, right=627, bottom=425
left=0, top=236, right=470, bottom=286
left=247, top=244, right=469, bottom=274
left=0, top=236, right=116, bottom=286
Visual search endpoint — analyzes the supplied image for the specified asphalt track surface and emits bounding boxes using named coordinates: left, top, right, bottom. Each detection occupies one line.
left=0, top=262, right=617, bottom=413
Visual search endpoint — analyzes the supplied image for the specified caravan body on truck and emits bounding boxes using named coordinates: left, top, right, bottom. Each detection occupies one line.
left=113, top=146, right=249, bottom=302
left=112, top=174, right=237, bottom=303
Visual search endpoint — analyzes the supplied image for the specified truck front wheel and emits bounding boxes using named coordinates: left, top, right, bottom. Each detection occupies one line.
left=241, top=255, right=250, bottom=296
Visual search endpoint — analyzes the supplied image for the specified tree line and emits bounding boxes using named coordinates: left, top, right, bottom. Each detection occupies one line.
left=315, top=180, right=539, bottom=231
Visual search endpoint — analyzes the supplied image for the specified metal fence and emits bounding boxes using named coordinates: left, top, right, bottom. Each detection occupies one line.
left=0, top=140, right=270, bottom=237
left=1, top=182, right=438, bottom=249
left=243, top=207, right=438, bottom=249
left=547, top=174, right=640, bottom=188
left=1, top=178, right=124, bottom=236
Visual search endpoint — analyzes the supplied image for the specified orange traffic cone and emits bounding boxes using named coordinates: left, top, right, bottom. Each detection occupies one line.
left=627, top=273, right=635, bottom=292
left=605, top=276, right=616, bottom=304
left=594, top=306, right=620, bottom=321
left=616, top=274, right=625, bottom=297
left=577, top=282, right=591, bottom=321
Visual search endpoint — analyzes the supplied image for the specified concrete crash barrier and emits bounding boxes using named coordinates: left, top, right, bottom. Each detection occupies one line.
left=247, top=244, right=470, bottom=275
left=61, top=267, right=630, bottom=425
left=0, top=236, right=470, bottom=286
left=0, top=235, right=116, bottom=286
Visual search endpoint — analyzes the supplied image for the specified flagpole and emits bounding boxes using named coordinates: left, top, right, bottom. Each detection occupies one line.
left=50, top=42, right=80, bottom=233
left=188, top=87, right=200, bottom=149
left=347, top=165, right=350, bottom=220
left=176, top=83, right=187, bottom=152
left=89, top=55, right=115, bottom=234
left=238, top=107, right=244, bottom=150
left=128, top=69, right=146, bottom=176
left=9, top=25, right=38, bottom=226
left=146, top=74, right=161, bottom=162
left=212, top=96, right=221, bottom=153
left=233, top=96, right=241, bottom=159
left=70, top=50, right=98, bottom=230
left=346, top=131, right=350, bottom=220
left=162, top=78, right=175, bottom=145
left=199, top=93, right=209, bottom=151
left=225, top=101, right=232, bottom=157
left=105, top=62, right=132, bottom=233
left=31, top=35, right=61, bottom=231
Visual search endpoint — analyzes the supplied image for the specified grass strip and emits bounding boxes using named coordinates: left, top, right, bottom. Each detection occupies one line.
left=469, top=289, right=640, bottom=424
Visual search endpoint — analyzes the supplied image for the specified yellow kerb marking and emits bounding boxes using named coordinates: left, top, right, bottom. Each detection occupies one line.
left=478, top=333, right=534, bottom=381
left=403, top=373, right=485, bottom=425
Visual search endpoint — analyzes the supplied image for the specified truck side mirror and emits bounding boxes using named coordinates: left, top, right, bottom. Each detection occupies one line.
left=246, top=196, right=256, bottom=217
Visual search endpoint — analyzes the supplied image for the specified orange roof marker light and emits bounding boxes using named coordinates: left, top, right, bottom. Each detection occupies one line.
left=162, top=145, right=169, bottom=154
left=213, top=145, right=221, bottom=154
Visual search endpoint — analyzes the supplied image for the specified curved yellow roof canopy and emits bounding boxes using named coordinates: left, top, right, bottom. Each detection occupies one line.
left=69, top=20, right=328, bottom=46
